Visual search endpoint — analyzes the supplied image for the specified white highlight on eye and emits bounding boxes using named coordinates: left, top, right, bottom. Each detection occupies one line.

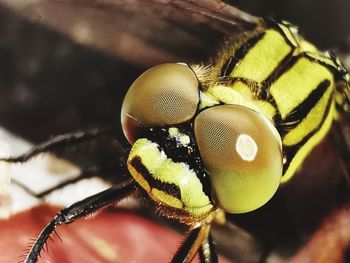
left=236, top=134, right=258, bottom=161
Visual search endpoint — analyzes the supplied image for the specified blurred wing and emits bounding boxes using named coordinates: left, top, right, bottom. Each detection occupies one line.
left=0, top=0, right=259, bottom=142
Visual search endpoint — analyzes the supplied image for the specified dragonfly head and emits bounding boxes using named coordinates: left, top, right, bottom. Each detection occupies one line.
left=121, top=63, right=283, bottom=216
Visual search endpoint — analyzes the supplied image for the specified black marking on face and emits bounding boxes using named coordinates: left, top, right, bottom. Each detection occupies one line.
left=144, top=123, right=212, bottom=200
left=130, top=156, right=182, bottom=200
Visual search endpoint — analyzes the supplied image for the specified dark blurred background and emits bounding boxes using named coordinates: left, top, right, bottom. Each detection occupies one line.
left=233, top=0, right=350, bottom=49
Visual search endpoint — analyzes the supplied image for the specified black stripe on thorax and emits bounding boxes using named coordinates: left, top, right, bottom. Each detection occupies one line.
left=258, top=23, right=299, bottom=126
left=281, top=92, right=333, bottom=175
left=264, top=19, right=299, bottom=48
left=264, top=53, right=329, bottom=124
left=304, top=52, right=349, bottom=80
left=220, top=31, right=266, bottom=76
left=277, top=79, right=331, bottom=136
left=130, top=156, right=182, bottom=201
left=262, top=48, right=295, bottom=92
left=264, top=54, right=302, bottom=94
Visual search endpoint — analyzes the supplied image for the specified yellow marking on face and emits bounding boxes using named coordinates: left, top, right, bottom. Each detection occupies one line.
left=127, top=139, right=166, bottom=193
left=128, top=138, right=213, bottom=217
left=168, top=127, right=179, bottom=137
left=168, top=127, right=191, bottom=145
left=151, top=188, right=183, bottom=209
left=153, top=158, right=213, bottom=216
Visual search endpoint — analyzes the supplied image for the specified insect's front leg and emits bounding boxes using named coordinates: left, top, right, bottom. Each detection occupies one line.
left=171, top=223, right=216, bottom=263
left=199, top=233, right=218, bottom=263
left=24, top=180, right=136, bottom=263
left=0, top=128, right=117, bottom=163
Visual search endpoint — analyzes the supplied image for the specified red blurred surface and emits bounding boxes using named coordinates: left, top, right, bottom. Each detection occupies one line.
left=0, top=205, right=208, bottom=263
left=291, top=205, right=350, bottom=263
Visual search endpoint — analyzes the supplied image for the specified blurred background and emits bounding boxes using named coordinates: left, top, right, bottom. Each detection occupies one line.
left=0, top=1, right=349, bottom=263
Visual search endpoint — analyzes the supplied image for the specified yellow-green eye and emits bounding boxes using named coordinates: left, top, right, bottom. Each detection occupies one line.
left=194, top=105, right=283, bottom=214
left=121, top=63, right=199, bottom=143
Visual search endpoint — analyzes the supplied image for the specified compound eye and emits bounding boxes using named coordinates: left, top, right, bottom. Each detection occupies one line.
left=121, top=63, right=199, bottom=143
left=194, top=105, right=283, bottom=214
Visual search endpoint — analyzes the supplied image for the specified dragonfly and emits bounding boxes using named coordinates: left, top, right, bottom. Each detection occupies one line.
left=0, top=1, right=349, bottom=262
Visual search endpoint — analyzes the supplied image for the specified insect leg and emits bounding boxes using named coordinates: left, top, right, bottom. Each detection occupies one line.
left=171, top=223, right=211, bottom=263
left=15, top=163, right=124, bottom=199
left=24, top=179, right=137, bottom=263
left=0, top=128, right=117, bottom=163
left=199, top=232, right=218, bottom=263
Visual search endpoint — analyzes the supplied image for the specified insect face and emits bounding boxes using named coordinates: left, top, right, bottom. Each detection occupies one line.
left=121, top=63, right=283, bottom=219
